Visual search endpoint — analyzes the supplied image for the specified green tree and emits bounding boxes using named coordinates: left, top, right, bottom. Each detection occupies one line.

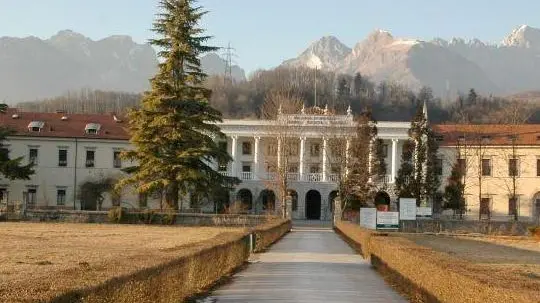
left=394, top=139, right=415, bottom=198
left=443, top=161, right=465, bottom=216
left=0, top=104, right=34, bottom=180
left=118, top=0, right=237, bottom=210
left=352, top=72, right=362, bottom=97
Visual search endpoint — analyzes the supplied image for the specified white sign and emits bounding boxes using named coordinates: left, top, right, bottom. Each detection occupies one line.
left=399, top=198, right=417, bottom=220
left=417, top=207, right=433, bottom=217
left=376, top=211, right=399, bottom=230
left=359, top=208, right=377, bottom=230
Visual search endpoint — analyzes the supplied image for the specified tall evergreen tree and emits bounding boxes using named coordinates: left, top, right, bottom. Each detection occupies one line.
left=0, top=104, right=34, bottom=180
left=119, top=0, right=237, bottom=210
left=394, top=139, right=415, bottom=198
left=443, top=161, right=465, bottom=216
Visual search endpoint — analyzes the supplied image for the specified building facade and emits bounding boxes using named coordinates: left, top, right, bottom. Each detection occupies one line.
left=436, top=124, right=540, bottom=222
left=1, top=108, right=539, bottom=222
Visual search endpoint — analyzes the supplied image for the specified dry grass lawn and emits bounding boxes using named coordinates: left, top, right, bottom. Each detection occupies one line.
left=0, top=222, right=245, bottom=302
left=399, top=234, right=540, bottom=296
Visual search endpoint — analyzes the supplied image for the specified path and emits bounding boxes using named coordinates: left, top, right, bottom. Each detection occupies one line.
left=199, top=223, right=406, bottom=302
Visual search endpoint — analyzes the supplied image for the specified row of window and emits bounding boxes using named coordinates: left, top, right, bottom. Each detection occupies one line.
left=479, top=196, right=520, bottom=217
left=27, top=148, right=122, bottom=168
left=463, top=158, right=540, bottom=177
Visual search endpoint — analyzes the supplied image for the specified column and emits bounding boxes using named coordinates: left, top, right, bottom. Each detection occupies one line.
left=345, top=138, right=351, bottom=176
left=368, top=139, right=373, bottom=182
left=253, top=136, right=260, bottom=180
left=391, top=139, right=398, bottom=184
left=299, top=137, right=306, bottom=181
left=231, top=135, right=238, bottom=177
left=277, top=138, right=282, bottom=171
left=322, top=137, right=328, bottom=182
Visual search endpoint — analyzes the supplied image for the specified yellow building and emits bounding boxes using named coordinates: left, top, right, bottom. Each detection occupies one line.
left=435, top=124, right=540, bottom=222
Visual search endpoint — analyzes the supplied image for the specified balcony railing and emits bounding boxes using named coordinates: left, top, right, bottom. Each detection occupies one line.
left=219, top=171, right=232, bottom=177
left=328, top=174, right=340, bottom=183
left=287, top=173, right=300, bottom=181
left=241, top=172, right=253, bottom=180
left=307, top=173, right=323, bottom=182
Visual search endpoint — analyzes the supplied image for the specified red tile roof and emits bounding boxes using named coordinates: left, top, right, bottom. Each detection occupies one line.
left=433, top=124, right=540, bottom=146
left=0, top=109, right=129, bottom=140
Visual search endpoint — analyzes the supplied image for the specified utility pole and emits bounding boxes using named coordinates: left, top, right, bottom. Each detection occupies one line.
left=222, top=42, right=236, bottom=86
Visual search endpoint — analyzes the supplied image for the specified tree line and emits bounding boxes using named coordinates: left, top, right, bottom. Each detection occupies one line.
left=15, top=68, right=540, bottom=124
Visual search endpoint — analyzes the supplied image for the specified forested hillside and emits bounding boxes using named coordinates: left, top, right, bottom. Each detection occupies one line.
left=15, top=67, right=540, bottom=123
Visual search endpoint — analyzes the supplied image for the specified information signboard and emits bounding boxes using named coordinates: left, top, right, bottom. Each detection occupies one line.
left=376, top=211, right=399, bottom=230
left=416, top=206, right=433, bottom=218
left=359, top=208, right=377, bottom=229
left=399, top=198, right=417, bottom=220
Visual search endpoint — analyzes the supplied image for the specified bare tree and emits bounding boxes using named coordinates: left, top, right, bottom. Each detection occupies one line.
left=260, top=89, right=304, bottom=217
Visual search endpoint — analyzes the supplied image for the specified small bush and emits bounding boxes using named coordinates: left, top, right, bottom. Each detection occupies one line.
left=162, top=211, right=177, bottom=225
left=528, top=226, right=540, bottom=237
left=107, top=207, right=127, bottom=223
left=138, top=209, right=156, bottom=224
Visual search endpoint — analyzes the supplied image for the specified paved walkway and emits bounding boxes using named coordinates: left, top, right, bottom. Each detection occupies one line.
left=199, top=225, right=406, bottom=302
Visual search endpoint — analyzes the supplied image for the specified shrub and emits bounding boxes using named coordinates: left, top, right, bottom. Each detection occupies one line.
left=162, top=211, right=177, bottom=225
left=138, top=209, right=156, bottom=224
left=528, top=226, right=540, bottom=238
left=107, top=207, right=127, bottom=223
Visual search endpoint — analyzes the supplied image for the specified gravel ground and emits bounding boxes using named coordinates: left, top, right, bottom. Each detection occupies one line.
left=398, top=233, right=540, bottom=294
left=0, top=222, right=244, bottom=302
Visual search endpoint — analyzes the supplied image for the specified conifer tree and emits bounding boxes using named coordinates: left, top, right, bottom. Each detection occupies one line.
left=0, top=104, right=34, bottom=180
left=443, top=161, right=465, bottom=216
left=394, top=139, right=415, bottom=198
left=119, top=0, right=236, bottom=210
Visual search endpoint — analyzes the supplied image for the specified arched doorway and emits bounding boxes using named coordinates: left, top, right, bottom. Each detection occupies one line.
left=236, top=189, right=253, bottom=212
left=374, top=191, right=391, bottom=211
left=288, top=189, right=298, bottom=212
left=305, top=190, right=321, bottom=220
left=260, top=189, right=276, bottom=212
left=329, top=191, right=338, bottom=213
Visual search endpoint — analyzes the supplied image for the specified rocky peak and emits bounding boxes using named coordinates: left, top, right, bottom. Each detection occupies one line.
left=502, top=25, right=540, bottom=49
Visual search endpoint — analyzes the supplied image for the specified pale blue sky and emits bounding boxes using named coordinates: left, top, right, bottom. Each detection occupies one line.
left=1, top=0, right=539, bottom=75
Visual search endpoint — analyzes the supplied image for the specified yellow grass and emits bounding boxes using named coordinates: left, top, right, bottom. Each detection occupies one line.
left=0, top=222, right=245, bottom=302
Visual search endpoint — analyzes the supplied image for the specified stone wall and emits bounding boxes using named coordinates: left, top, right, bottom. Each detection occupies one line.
left=23, top=210, right=270, bottom=227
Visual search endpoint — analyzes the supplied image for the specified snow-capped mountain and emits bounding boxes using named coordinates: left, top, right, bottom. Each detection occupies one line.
left=282, top=36, right=351, bottom=70
left=281, top=25, right=540, bottom=98
left=0, top=30, right=246, bottom=101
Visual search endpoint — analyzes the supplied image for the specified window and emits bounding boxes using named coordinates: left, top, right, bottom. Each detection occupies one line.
left=29, top=148, right=38, bottom=165
left=481, top=159, right=491, bottom=176
left=480, top=197, right=491, bottom=218
left=457, top=158, right=466, bottom=175
left=266, top=144, right=277, bottom=156
left=138, top=192, right=148, bottom=208
left=85, top=150, right=95, bottom=168
left=242, top=164, right=251, bottom=172
left=287, top=142, right=299, bottom=156
left=310, top=143, right=320, bottom=157
left=85, top=123, right=101, bottom=135
left=382, top=144, right=388, bottom=158
left=27, top=121, right=44, bottom=132
left=26, top=188, right=37, bottom=206
left=288, top=165, right=298, bottom=173
left=56, top=189, right=66, bottom=206
left=58, top=149, right=67, bottom=167
left=310, top=165, right=320, bottom=173
left=508, top=158, right=519, bottom=177
left=218, top=142, right=228, bottom=171
left=537, top=159, right=540, bottom=177
left=435, top=158, right=443, bottom=176
left=113, top=151, right=122, bottom=168
left=508, top=197, right=518, bottom=217
left=242, top=142, right=252, bottom=155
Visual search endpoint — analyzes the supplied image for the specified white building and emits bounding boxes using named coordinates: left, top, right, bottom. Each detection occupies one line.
left=0, top=108, right=411, bottom=219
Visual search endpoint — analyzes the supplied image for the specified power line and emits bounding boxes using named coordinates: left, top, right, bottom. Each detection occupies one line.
left=221, top=42, right=237, bottom=85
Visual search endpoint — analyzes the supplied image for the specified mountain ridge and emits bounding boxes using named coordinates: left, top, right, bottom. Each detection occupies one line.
left=0, top=30, right=246, bottom=102
left=282, top=25, right=540, bottom=98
